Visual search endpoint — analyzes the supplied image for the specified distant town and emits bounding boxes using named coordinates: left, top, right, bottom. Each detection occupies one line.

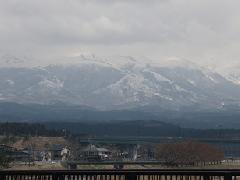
left=0, top=122, right=240, bottom=170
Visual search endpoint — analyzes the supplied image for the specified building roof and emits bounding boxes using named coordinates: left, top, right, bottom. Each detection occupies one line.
left=81, top=145, right=110, bottom=152
left=48, top=144, right=65, bottom=151
left=96, top=148, right=109, bottom=152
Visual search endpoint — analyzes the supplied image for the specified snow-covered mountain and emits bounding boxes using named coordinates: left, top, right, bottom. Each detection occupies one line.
left=215, top=62, right=240, bottom=86
left=0, top=54, right=240, bottom=111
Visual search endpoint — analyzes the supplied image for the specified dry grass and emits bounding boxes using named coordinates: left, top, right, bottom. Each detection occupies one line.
left=11, top=136, right=68, bottom=150
left=8, top=161, right=66, bottom=170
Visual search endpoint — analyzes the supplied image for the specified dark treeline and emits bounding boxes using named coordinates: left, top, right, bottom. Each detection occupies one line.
left=182, top=128, right=240, bottom=139
left=45, top=120, right=240, bottom=139
left=0, top=122, right=66, bottom=137
left=1, top=121, right=240, bottom=139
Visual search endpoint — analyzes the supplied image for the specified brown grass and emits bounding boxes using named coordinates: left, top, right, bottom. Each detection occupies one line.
left=11, top=136, right=68, bottom=150
left=8, top=162, right=66, bottom=170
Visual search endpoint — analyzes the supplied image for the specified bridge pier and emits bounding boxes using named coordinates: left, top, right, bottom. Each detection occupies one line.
left=114, top=164, right=124, bottom=169
left=68, top=163, right=77, bottom=170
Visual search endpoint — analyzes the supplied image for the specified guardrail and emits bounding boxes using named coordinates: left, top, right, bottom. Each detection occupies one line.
left=0, top=169, right=239, bottom=180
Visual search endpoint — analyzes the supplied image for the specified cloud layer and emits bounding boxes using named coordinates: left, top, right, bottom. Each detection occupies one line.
left=0, top=0, right=240, bottom=67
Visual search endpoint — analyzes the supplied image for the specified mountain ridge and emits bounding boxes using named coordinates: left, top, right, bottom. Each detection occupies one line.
left=0, top=54, right=240, bottom=112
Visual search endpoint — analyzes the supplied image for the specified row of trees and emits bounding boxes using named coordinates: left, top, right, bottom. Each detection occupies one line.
left=0, top=122, right=68, bottom=137
left=156, top=140, right=224, bottom=167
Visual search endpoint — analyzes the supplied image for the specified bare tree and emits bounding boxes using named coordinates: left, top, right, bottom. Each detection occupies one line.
left=156, top=140, right=224, bottom=167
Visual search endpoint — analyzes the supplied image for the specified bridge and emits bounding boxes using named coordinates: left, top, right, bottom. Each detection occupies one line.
left=0, top=169, right=239, bottom=180
left=65, top=161, right=165, bottom=170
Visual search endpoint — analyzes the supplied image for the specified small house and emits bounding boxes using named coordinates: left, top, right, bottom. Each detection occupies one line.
left=80, top=144, right=111, bottom=161
left=48, top=144, right=65, bottom=160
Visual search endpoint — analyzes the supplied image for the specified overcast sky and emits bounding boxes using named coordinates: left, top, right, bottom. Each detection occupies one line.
left=0, top=0, right=240, bottom=67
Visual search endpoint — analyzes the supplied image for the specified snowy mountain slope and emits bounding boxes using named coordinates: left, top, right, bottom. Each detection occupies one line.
left=0, top=54, right=240, bottom=111
left=216, top=63, right=240, bottom=85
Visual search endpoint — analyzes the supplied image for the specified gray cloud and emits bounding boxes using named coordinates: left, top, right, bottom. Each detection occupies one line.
left=0, top=0, right=239, bottom=67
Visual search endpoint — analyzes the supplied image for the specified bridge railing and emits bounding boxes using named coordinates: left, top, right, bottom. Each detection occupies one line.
left=0, top=169, right=239, bottom=180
